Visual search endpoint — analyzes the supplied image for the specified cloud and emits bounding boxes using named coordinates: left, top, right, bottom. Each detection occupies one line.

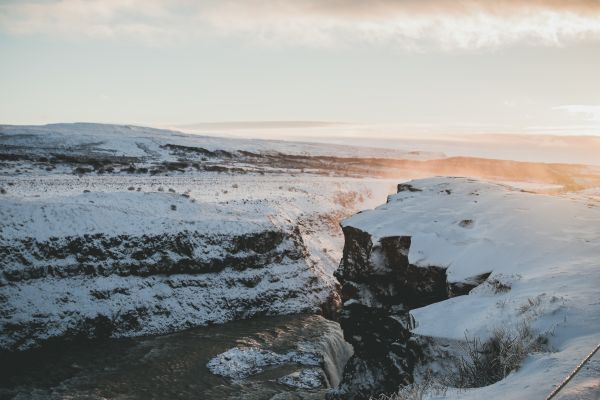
left=0, top=0, right=189, bottom=44
left=554, top=105, right=600, bottom=121
left=204, top=0, right=600, bottom=49
left=1, top=0, right=600, bottom=50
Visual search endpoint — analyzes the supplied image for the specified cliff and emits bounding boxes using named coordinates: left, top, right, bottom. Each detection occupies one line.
left=330, top=177, right=600, bottom=400
left=0, top=191, right=330, bottom=351
left=0, top=123, right=396, bottom=351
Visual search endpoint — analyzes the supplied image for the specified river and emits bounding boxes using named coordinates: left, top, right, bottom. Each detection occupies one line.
left=1, top=314, right=352, bottom=400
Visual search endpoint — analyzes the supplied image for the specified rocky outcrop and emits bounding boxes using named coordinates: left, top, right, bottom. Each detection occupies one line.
left=329, top=185, right=490, bottom=400
left=0, top=227, right=330, bottom=351
left=1, top=230, right=297, bottom=283
left=328, top=227, right=442, bottom=399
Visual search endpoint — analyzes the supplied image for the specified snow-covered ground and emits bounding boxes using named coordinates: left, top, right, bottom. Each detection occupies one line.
left=207, top=346, right=322, bottom=380
left=342, top=177, right=600, bottom=399
left=0, top=123, right=401, bottom=350
left=0, top=172, right=396, bottom=348
left=1, top=123, right=599, bottom=398
left=0, top=122, right=440, bottom=161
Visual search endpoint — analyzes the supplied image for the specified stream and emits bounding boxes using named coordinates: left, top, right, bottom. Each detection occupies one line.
left=0, top=314, right=352, bottom=400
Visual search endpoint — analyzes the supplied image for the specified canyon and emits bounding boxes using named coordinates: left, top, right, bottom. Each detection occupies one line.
left=1, top=124, right=599, bottom=399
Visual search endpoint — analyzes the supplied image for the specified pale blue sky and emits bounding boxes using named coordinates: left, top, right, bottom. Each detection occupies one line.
left=1, top=0, right=600, bottom=136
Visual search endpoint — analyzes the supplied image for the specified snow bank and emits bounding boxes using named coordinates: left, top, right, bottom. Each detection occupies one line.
left=340, top=177, right=600, bottom=399
left=207, top=346, right=321, bottom=380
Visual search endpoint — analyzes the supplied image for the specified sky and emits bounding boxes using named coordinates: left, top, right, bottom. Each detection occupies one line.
left=1, top=0, right=600, bottom=137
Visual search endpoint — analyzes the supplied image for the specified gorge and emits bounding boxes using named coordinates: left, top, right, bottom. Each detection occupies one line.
left=1, top=124, right=599, bottom=400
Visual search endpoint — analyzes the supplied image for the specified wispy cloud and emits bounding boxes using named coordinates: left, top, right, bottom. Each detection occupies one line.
left=554, top=105, right=600, bottom=121
left=1, top=0, right=600, bottom=50
left=203, top=0, right=600, bottom=50
left=0, top=0, right=190, bottom=45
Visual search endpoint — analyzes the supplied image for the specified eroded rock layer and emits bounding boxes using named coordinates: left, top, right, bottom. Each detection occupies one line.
left=330, top=227, right=444, bottom=399
left=0, top=224, right=332, bottom=351
left=330, top=183, right=490, bottom=400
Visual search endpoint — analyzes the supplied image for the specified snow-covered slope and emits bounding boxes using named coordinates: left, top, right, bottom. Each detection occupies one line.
left=0, top=122, right=439, bottom=160
left=334, top=177, right=600, bottom=399
left=0, top=123, right=401, bottom=351
left=3, top=122, right=599, bottom=193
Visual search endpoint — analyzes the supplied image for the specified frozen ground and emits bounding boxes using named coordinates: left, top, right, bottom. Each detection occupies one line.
left=0, top=122, right=439, bottom=162
left=0, top=172, right=396, bottom=349
left=1, top=123, right=599, bottom=398
left=0, top=123, right=400, bottom=350
left=3, top=123, right=599, bottom=191
left=342, top=177, right=600, bottom=399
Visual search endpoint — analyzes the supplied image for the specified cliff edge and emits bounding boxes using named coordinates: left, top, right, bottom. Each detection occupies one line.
left=331, top=177, right=600, bottom=400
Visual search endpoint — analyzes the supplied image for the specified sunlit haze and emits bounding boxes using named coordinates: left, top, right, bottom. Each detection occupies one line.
left=1, top=0, right=600, bottom=139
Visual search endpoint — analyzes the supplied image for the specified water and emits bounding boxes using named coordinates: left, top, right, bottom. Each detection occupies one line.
left=0, top=314, right=352, bottom=400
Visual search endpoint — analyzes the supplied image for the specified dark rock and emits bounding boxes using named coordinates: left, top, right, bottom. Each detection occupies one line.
left=459, top=219, right=474, bottom=228
left=239, top=276, right=262, bottom=288
left=80, top=315, right=114, bottom=339
left=397, top=184, right=422, bottom=193
left=73, top=167, right=92, bottom=175
left=1, top=230, right=303, bottom=283
left=0, top=226, right=320, bottom=351
left=320, top=289, right=343, bottom=321
left=448, top=272, right=491, bottom=297
left=330, top=224, right=448, bottom=399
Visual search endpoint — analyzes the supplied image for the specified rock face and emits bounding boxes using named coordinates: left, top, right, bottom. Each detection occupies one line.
left=330, top=176, right=600, bottom=400
left=1, top=230, right=296, bottom=282
left=0, top=182, right=358, bottom=352
left=0, top=165, right=392, bottom=353
left=0, top=122, right=404, bottom=353
left=329, top=227, right=446, bottom=399
left=330, top=183, right=490, bottom=400
left=0, top=224, right=331, bottom=351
